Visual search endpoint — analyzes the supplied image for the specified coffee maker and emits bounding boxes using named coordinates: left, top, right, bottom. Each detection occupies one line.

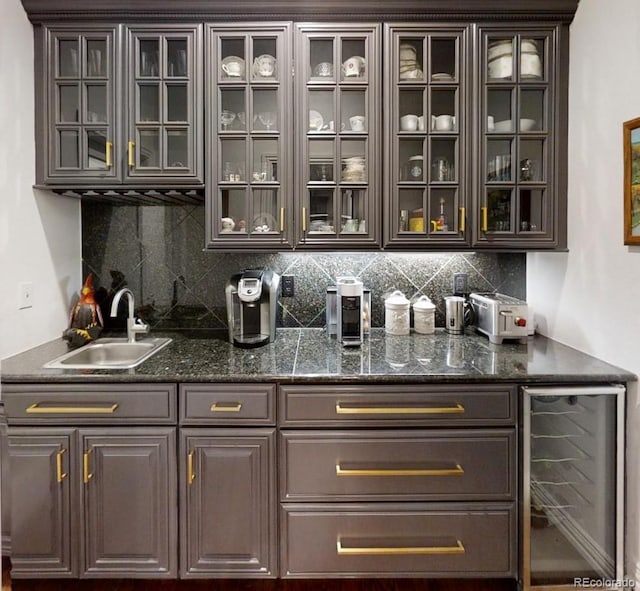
left=225, top=268, right=280, bottom=348
left=335, top=276, right=364, bottom=347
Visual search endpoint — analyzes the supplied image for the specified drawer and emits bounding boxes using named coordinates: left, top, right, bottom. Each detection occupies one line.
left=279, top=384, right=515, bottom=427
left=281, top=429, right=515, bottom=501
left=281, top=503, right=516, bottom=577
left=180, top=383, right=275, bottom=425
left=3, top=383, right=176, bottom=424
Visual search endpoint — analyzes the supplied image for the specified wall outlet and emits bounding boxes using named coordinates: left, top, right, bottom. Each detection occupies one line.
left=281, top=275, right=295, bottom=297
left=453, top=273, right=468, bottom=296
left=19, top=282, right=34, bottom=309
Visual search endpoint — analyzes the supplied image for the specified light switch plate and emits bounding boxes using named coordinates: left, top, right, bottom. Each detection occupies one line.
left=19, top=282, right=34, bottom=309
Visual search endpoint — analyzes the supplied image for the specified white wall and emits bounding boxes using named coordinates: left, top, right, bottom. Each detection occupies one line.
left=527, top=0, right=640, bottom=581
left=0, top=0, right=82, bottom=362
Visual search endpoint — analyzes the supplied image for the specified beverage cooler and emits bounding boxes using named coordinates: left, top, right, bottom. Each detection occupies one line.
left=521, top=385, right=625, bottom=590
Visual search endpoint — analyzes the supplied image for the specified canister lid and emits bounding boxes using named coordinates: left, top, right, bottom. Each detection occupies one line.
left=413, top=295, right=435, bottom=310
left=385, top=290, right=410, bottom=308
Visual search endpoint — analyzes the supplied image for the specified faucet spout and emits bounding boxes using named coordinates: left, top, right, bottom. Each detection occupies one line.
left=110, top=288, right=149, bottom=343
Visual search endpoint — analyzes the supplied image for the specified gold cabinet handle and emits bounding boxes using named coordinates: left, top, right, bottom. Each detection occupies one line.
left=459, top=207, right=465, bottom=233
left=83, top=448, right=93, bottom=484
left=105, top=141, right=113, bottom=168
left=302, top=207, right=307, bottom=232
left=481, top=206, right=488, bottom=232
left=188, top=450, right=195, bottom=484
left=210, top=402, right=242, bottom=413
left=56, top=448, right=67, bottom=483
left=335, top=403, right=465, bottom=415
left=336, top=538, right=465, bottom=556
left=128, top=140, right=135, bottom=167
left=26, top=403, right=119, bottom=414
left=280, top=207, right=285, bottom=233
left=336, top=463, right=464, bottom=477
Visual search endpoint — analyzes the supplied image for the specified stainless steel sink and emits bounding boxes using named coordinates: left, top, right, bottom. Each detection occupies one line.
left=43, top=337, right=172, bottom=369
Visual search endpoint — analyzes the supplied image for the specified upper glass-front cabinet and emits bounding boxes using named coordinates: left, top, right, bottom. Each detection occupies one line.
left=126, top=25, right=203, bottom=183
left=384, top=25, right=469, bottom=247
left=45, top=27, right=119, bottom=183
left=295, top=24, right=381, bottom=248
left=205, top=24, right=292, bottom=248
left=475, top=27, right=557, bottom=246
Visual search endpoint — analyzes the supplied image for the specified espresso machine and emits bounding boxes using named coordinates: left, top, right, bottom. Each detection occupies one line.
left=225, top=268, right=280, bottom=348
left=335, top=276, right=364, bottom=347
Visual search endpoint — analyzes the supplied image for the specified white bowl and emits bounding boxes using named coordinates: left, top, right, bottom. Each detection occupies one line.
left=493, top=119, right=513, bottom=133
left=520, top=118, right=537, bottom=131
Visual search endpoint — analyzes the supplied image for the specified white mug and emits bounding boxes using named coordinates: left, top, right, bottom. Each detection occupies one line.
left=487, top=115, right=495, bottom=131
left=349, top=115, right=366, bottom=131
left=400, top=114, right=419, bottom=131
left=342, top=55, right=365, bottom=77
left=418, top=116, right=425, bottom=131
left=432, top=114, right=456, bottom=131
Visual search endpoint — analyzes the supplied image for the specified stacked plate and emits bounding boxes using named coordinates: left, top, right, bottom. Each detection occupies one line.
left=342, top=157, right=365, bottom=182
left=399, top=43, right=423, bottom=79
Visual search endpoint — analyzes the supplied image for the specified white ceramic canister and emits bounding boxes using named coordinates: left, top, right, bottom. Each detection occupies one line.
left=412, top=295, right=436, bottom=335
left=384, top=290, right=410, bottom=335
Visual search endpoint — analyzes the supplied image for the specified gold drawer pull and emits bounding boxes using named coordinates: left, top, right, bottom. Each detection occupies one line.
left=105, top=141, right=113, bottom=168
left=26, top=403, right=119, bottom=414
left=56, top=448, right=67, bottom=483
left=337, top=539, right=465, bottom=556
left=336, top=463, right=464, bottom=477
left=335, top=403, right=464, bottom=415
left=210, top=402, right=243, bottom=413
left=188, top=450, right=195, bottom=484
left=83, top=448, right=93, bottom=484
left=128, top=140, right=136, bottom=167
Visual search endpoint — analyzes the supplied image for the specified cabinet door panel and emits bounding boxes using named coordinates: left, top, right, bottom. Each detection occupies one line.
left=45, top=27, right=119, bottom=183
left=180, top=428, right=276, bottom=577
left=8, top=429, right=77, bottom=578
left=81, top=428, right=177, bottom=577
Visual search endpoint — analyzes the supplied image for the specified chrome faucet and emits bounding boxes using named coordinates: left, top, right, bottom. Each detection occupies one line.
left=110, top=288, right=149, bottom=343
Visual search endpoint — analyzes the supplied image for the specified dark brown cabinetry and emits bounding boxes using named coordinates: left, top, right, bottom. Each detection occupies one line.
left=278, top=384, right=517, bottom=578
left=36, top=23, right=203, bottom=188
left=4, top=384, right=178, bottom=579
left=179, top=384, right=277, bottom=578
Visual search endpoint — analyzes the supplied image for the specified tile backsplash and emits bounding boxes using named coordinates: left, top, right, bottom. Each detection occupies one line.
left=82, top=203, right=526, bottom=330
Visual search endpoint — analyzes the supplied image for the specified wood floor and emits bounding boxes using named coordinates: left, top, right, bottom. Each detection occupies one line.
left=7, top=577, right=517, bottom=591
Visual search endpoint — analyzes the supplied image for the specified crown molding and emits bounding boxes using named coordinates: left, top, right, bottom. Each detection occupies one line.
left=20, top=0, right=580, bottom=24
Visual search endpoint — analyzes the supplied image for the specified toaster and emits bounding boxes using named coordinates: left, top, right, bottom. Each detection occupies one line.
left=469, top=292, right=532, bottom=344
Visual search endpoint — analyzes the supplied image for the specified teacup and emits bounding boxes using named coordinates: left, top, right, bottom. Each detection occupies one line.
left=400, top=114, right=419, bottom=131
left=349, top=115, right=366, bottom=131
left=432, top=114, right=456, bottom=131
left=221, top=57, right=243, bottom=77
left=344, top=218, right=359, bottom=232
left=254, top=54, right=276, bottom=77
left=418, top=115, right=425, bottom=131
left=342, top=55, right=365, bottom=77
left=221, top=217, right=235, bottom=231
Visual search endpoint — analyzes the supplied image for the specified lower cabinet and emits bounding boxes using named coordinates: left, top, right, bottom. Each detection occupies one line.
left=179, top=428, right=277, bottom=577
left=8, top=427, right=177, bottom=578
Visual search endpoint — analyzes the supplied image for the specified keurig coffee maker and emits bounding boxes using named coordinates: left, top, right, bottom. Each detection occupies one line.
left=336, top=276, right=364, bottom=347
left=225, top=268, right=280, bottom=348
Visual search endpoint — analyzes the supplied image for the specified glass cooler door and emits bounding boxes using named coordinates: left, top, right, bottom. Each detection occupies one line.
left=522, top=385, right=625, bottom=590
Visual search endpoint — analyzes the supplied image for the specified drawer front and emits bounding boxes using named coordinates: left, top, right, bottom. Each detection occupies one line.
left=281, top=430, right=515, bottom=501
left=279, top=384, right=515, bottom=426
left=180, top=384, right=275, bottom=425
left=3, top=383, right=176, bottom=424
left=281, top=503, right=516, bottom=577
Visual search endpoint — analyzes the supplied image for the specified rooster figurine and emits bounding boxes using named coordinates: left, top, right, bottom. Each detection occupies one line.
left=62, top=273, right=104, bottom=348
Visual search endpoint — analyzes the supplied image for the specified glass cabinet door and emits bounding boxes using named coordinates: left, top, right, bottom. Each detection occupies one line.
left=206, top=24, right=292, bottom=248
left=295, top=24, right=381, bottom=248
left=384, top=26, right=469, bottom=247
left=476, top=28, right=555, bottom=246
left=47, top=27, right=119, bottom=182
left=126, top=26, right=202, bottom=182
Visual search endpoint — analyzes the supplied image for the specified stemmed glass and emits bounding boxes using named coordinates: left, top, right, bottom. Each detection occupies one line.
left=258, top=111, right=277, bottom=131
left=219, top=110, right=235, bottom=131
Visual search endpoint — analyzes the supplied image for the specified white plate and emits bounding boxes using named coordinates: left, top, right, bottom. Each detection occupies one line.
left=432, top=72, right=454, bottom=81
left=400, top=68, right=424, bottom=80
left=309, top=109, right=324, bottom=131
left=493, top=119, right=513, bottom=132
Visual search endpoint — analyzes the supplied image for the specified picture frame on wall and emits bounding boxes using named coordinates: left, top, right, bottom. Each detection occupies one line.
left=623, top=116, right=640, bottom=245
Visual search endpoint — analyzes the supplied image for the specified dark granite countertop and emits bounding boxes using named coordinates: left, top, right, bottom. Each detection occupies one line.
left=0, top=328, right=635, bottom=385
